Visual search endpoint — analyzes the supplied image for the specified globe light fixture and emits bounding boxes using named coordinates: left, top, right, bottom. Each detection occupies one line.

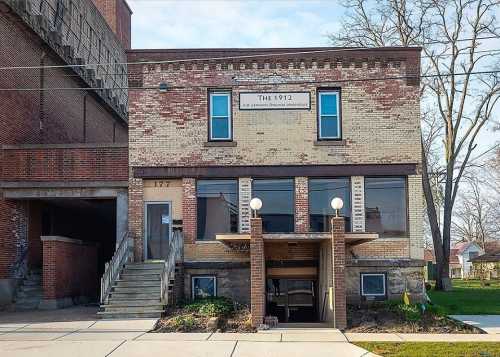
left=330, top=197, right=344, bottom=217
left=249, top=197, right=262, bottom=217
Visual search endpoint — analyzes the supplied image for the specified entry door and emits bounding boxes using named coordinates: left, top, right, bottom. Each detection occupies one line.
left=145, top=202, right=171, bottom=260
left=266, top=279, right=317, bottom=323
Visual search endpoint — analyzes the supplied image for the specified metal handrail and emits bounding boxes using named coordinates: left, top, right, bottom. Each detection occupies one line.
left=160, top=230, right=183, bottom=305
left=100, top=231, right=131, bottom=304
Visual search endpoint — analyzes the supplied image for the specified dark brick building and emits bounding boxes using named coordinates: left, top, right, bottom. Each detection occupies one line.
left=0, top=0, right=130, bottom=308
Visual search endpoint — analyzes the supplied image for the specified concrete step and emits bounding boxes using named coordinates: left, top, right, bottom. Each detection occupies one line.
left=124, top=263, right=164, bottom=270
left=110, top=292, right=160, bottom=299
left=97, top=310, right=163, bottom=319
left=101, top=305, right=164, bottom=313
left=22, top=280, right=41, bottom=287
left=19, top=285, right=42, bottom=293
left=105, top=299, right=162, bottom=306
left=16, top=291, right=43, bottom=299
left=121, top=273, right=162, bottom=280
left=122, top=268, right=163, bottom=274
left=112, top=286, right=159, bottom=293
left=114, top=280, right=160, bottom=288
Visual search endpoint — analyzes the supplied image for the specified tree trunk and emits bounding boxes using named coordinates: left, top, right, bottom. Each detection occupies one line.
left=421, top=141, right=451, bottom=290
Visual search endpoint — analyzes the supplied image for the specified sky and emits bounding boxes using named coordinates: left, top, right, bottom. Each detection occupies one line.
left=128, top=0, right=341, bottom=49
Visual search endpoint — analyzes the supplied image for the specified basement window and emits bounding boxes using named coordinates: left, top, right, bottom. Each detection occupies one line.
left=361, top=273, right=386, bottom=298
left=192, top=276, right=217, bottom=300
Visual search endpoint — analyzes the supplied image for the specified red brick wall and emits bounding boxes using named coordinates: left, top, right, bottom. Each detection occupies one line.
left=332, top=217, right=347, bottom=328
left=92, top=0, right=132, bottom=49
left=42, top=238, right=98, bottom=300
left=1, top=146, right=128, bottom=182
left=182, top=178, right=197, bottom=245
left=250, top=218, right=265, bottom=327
left=0, top=7, right=127, bottom=146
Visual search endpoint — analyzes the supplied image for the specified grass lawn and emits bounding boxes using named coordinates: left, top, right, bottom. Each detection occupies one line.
left=428, top=279, right=500, bottom=315
left=355, top=342, right=500, bottom=357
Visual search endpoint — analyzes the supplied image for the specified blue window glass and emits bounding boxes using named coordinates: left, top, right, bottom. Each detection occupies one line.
left=212, top=95, right=229, bottom=116
left=361, top=273, right=386, bottom=297
left=209, top=92, right=231, bottom=140
left=318, top=91, right=340, bottom=139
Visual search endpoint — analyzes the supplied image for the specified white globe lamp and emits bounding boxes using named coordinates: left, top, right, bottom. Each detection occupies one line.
left=331, top=197, right=344, bottom=217
left=249, top=197, right=262, bottom=217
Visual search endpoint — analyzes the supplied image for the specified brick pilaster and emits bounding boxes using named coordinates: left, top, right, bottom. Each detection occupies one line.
left=182, top=178, right=197, bottom=244
left=332, top=217, right=347, bottom=329
left=250, top=218, right=265, bottom=327
left=294, top=177, right=309, bottom=233
left=128, top=177, right=144, bottom=261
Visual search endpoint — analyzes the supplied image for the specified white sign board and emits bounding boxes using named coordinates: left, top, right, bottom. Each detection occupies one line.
left=239, top=92, right=311, bottom=110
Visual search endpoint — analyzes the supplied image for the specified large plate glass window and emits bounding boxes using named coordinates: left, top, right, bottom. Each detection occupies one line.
left=318, top=90, right=341, bottom=139
left=361, top=273, right=386, bottom=297
left=309, top=178, right=351, bottom=232
left=365, top=177, right=407, bottom=237
left=197, top=179, right=238, bottom=240
left=209, top=91, right=232, bottom=141
left=192, top=276, right=217, bottom=300
left=252, top=179, right=294, bottom=233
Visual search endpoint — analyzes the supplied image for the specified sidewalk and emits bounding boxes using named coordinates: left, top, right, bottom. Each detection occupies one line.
left=450, top=315, right=500, bottom=334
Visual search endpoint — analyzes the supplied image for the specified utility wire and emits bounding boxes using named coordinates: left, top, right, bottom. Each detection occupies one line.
left=4, top=47, right=500, bottom=80
left=0, top=34, right=499, bottom=71
left=0, top=68, right=499, bottom=91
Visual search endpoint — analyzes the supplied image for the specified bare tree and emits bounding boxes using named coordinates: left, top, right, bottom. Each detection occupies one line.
left=329, top=0, right=500, bottom=290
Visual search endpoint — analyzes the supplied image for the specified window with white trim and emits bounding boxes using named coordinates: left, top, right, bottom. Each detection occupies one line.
left=361, top=273, right=386, bottom=297
left=318, top=90, right=341, bottom=139
left=209, top=91, right=232, bottom=141
left=191, top=276, right=217, bottom=300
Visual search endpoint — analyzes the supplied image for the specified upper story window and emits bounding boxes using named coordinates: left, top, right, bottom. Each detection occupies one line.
left=197, top=179, right=238, bottom=240
left=209, top=91, right=232, bottom=141
left=365, top=177, right=408, bottom=237
left=309, top=178, right=351, bottom=232
left=252, top=179, right=294, bottom=233
left=318, top=90, right=341, bottom=140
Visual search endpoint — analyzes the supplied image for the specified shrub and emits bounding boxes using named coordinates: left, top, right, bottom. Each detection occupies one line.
left=170, top=315, right=197, bottom=331
left=386, top=301, right=422, bottom=322
left=184, top=297, right=234, bottom=317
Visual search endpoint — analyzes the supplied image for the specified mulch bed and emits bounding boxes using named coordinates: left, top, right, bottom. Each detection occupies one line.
left=345, top=304, right=483, bottom=334
left=153, top=306, right=256, bottom=333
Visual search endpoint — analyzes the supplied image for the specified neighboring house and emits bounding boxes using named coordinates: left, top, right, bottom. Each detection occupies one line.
left=454, top=242, right=484, bottom=279
left=470, top=241, right=500, bottom=280
left=123, top=45, right=425, bottom=328
left=424, top=249, right=461, bottom=280
left=0, top=0, right=130, bottom=308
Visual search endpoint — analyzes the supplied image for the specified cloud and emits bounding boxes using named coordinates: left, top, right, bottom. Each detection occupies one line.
left=127, top=0, right=342, bottom=48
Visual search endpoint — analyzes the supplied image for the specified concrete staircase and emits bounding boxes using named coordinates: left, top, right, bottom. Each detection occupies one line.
left=98, top=262, right=168, bottom=319
left=14, top=269, right=43, bottom=311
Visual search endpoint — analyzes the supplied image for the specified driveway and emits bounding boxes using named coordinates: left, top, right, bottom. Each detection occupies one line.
left=451, top=315, right=500, bottom=334
left=0, top=309, right=374, bottom=357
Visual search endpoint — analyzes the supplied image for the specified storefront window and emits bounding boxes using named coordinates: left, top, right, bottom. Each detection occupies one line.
left=365, top=177, right=407, bottom=236
left=197, top=180, right=238, bottom=240
left=252, top=179, right=294, bottom=233
left=309, top=178, right=351, bottom=232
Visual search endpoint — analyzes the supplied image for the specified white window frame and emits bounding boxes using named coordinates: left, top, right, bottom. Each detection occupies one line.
left=191, top=275, right=217, bottom=300
left=209, top=91, right=232, bottom=141
left=318, top=91, right=341, bottom=140
left=361, top=273, right=386, bottom=297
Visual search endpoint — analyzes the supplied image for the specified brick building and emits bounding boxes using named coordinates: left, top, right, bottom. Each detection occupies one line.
left=125, top=47, right=425, bottom=327
left=0, top=0, right=131, bottom=308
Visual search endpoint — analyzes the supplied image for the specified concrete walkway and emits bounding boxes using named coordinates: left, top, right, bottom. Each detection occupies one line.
left=0, top=320, right=375, bottom=357
left=450, top=315, right=500, bottom=334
